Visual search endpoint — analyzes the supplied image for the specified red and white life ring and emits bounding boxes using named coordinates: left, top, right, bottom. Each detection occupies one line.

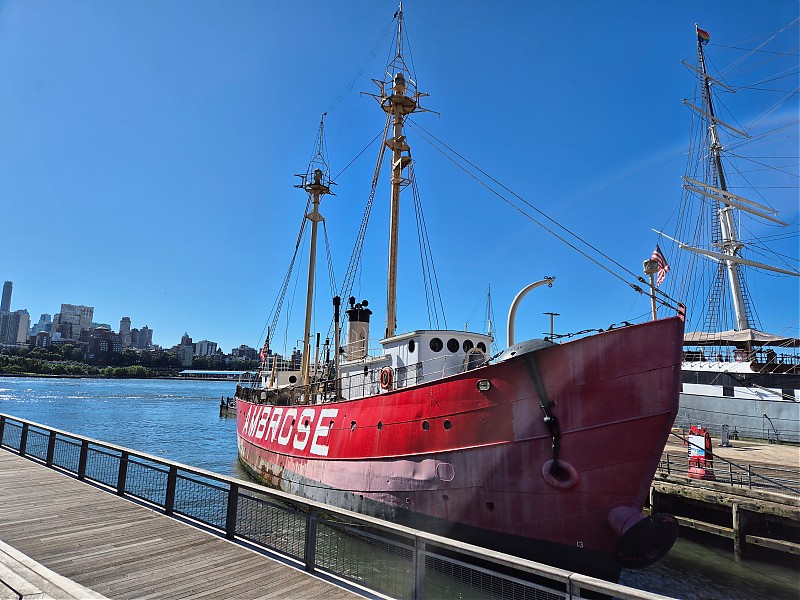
left=379, top=367, right=393, bottom=390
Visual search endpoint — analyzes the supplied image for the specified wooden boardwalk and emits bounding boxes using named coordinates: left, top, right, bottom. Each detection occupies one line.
left=0, top=450, right=360, bottom=599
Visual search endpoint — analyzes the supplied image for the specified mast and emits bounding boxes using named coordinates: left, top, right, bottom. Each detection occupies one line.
left=696, top=26, right=750, bottom=331
left=375, top=3, right=425, bottom=339
left=297, top=117, right=333, bottom=386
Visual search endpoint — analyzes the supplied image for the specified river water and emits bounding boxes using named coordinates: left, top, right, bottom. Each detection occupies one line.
left=0, top=376, right=796, bottom=599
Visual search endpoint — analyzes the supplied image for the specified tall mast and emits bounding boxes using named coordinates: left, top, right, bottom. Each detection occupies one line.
left=696, top=27, right=750, bottom=331
left=297, top=116, right=333, bottom=386
left=375, top=3, right=425, bottom=339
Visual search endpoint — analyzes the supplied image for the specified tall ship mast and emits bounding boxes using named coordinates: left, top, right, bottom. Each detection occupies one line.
left=235, top=4, right=687, bottom=583
left=667, top=25, right=799, bottom=442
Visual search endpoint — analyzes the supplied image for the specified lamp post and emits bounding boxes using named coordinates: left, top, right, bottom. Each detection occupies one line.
left=643, top=259, right=659, bottom=321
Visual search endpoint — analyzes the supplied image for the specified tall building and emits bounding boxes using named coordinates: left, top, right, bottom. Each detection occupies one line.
left=119, top=317, right=132, bottom=347
left=0, top=281, right=11, bottom=313
left=52, top=304, right=94, bottom=341
left=139, top=326, right=153, bottom=349
left=0, top=309, right=30, bottom=345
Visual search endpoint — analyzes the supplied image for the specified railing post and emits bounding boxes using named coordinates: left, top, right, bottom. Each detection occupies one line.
left=748, top=464, right=752, bottom=490
left=0, top=415, right=5, bottom=447
left=19, top=422, right=29, bottom=456
left=304, top=507, right=318, bottom=573
left=117, top=451, right=129, bottom=496
left=78, top=440, right=89, bottom=479
left=46, top=431, right=57, bottom=466
left=666, top=453, right=671, bottom=475
left=225, top=483, right=239, bottom=540
left=165, top=465, right=178, bottom=514
left=413, top=537, right=426, bottom=599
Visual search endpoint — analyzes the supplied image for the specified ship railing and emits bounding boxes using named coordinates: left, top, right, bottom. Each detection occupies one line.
left=657, top=450, right=800, bottom=494
left=0, top=413, right=670, bottom=600
left=337, top=352, right=486, bottom=400
left=682, top=348, right=799, bottom=368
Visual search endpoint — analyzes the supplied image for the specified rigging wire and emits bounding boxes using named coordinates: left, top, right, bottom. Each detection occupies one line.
left=409, top=163, right=447, bottom=329
left=406, top=119, right=681, bottom=311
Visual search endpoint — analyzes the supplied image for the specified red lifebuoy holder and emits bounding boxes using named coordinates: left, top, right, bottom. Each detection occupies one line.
left=687, top=425, right=715, bottom=480
left=379, top=367, right=393, bottom=390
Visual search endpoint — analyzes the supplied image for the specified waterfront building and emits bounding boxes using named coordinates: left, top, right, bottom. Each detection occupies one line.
left=0, top=281, right=11, bottom=313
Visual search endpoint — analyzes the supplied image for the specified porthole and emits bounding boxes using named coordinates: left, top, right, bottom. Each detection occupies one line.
left=477, top=342, right=487, bottom=353
left=443, top=420, right=452, bottom=430
left=289, top=375, right=297, bottom=384
left=377, top=421, right=383, bottom=430
left=422, top=421, right=430, bottom=431
left=486, top=502, right=495, bottom=511
left=430, top=337, right=443, bottom=352
left=350, top=421, right=356, bottom=431
left=463, top=339, right=474, bottom=352
left=409, top=339, right=416, bottom=353
left=447, top=338, right=459, bottom=353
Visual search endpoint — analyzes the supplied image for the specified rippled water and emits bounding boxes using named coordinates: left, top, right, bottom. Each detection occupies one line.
left=1, top=376, right=797, bottom=599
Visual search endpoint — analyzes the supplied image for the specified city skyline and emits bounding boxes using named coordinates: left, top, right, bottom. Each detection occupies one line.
left=1, top=2, right=796, bottom=353
left=0, top=278, right=242, bottom=352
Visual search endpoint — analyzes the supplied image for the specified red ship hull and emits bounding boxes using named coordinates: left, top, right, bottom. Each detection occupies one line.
left=237, top=317, right=684, bottom=581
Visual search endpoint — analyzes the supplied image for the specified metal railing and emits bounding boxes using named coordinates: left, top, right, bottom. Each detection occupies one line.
left=0, top=413, right=673, bottom=600
left=656, top=451, right=800, bottom=495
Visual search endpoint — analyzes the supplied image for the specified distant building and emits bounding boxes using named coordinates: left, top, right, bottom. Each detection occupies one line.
left=33, top=331, right=51, bottom=348
left=194, top=340, right=217, bottom=357
left=176, top=332, right=194, bottom=367
left=0, top=281, right=11, bottom=313
left=177, top=346, right=194, bottom=367
left=139, top=326, right=153, bottom=349
left=0, top=309, right=30, bottom=345
left=31, top=314, right=52, bottom=336
left=83, top=325, right=122, bottom=361
left=130, top=325, right=153, bottom=349
left=231, top=344, right=258, bottom=361
left=119, top=317, right=132, bottom=347
left=52, top=304, right=94, bottom=341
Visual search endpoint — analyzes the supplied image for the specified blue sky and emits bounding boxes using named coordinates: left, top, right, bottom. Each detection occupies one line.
left=0, top=1, right=797, bottom=354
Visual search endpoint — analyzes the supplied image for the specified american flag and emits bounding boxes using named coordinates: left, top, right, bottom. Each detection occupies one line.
left=651, top=244, right=670, bottom=286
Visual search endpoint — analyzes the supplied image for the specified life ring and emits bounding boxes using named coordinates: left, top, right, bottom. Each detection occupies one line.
left=379, top=367, right=393, bottom=390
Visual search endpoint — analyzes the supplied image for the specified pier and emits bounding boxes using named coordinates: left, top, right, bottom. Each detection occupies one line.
left=653, top=432, right=799, bottom=559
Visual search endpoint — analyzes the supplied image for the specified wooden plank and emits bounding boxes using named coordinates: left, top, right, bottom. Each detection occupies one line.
left=674, top=516, right=734, bottom=538
left=744, top=535, right=800, bottom=556
left=0, top=450, right=358, bottom=600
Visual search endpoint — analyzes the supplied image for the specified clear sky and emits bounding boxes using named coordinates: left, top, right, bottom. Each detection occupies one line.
left=1, top=1, right=797, bottom=354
